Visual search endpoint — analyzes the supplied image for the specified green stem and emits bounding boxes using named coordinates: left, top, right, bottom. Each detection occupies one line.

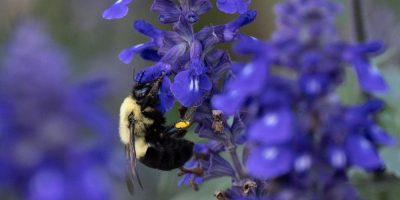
left=228, top=144, right=246, bottom=180
left=350, top=0, right=367, bottom=42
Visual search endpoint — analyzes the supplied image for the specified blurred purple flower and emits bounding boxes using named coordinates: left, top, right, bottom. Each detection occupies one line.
left=0, top=20, right=117, bottom=199
left=212, top=0, right=394, bottom=198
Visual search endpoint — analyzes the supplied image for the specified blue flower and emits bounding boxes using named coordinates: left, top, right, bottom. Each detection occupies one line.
left=247, top=109, right=294, bottom=145
left=170, top=70, right=212, bottom=107
left=211, top=0, right=393, bottom=198
left=212, top=60, right=267, bottom=115
left=178, top=143, right=235, bottom=188
left=216, top=0, right=251, bottom=14
left=0, top=20, right=117, bottom=199
left=102, top=0, right=133, bottom=20
left=246, top=146, right=294, bottom=179
left=121, top=9, right=255, bottom=109
left=322, top=100, right=394, bottom=171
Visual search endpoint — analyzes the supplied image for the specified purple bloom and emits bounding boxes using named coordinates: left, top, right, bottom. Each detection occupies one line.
left=211, top=0, right=394, bottom=198
left=247, top=109, right=294, bottom=145
left=121, top=7, right=255, bottom=109
left=170, top=70, right=212, bottom=107
left=246, top=146, right=293, bottom=179
left=216, top=0, right=251, bottom=14
left=178, top=143, right=235, bottom=188
left=103, top=0, right=395, bottom=198
left=0, top=20, right=116, bottom=199
left=102, top=0, right=133, bottom=20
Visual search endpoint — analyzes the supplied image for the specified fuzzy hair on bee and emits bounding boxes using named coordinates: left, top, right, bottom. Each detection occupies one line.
left=119, top=78, right=194, bottom=194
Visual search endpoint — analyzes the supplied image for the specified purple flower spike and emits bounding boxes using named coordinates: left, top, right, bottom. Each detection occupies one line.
left=170, top=70, right=212, bottom=107
left=216, top=0, right=251, bottom=14
left=102, top=0, right=133, bottom=20
left=246, top=146, right=293, bottom=179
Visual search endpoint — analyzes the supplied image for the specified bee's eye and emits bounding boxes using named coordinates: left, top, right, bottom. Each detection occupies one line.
left=135, top=88, right=149, bottom=98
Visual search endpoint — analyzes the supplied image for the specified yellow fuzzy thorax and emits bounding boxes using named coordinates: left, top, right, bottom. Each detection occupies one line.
left=119, top=96, right=154, bottom=145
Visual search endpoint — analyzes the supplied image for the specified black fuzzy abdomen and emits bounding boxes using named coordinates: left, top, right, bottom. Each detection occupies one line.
left=140, top=138, right=194, bottom=171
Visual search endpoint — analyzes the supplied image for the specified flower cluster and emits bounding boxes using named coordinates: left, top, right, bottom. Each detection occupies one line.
left=103, top=0, right=396, bottom=199
left=213, top=0, right=394, bottom=199
left=103, top=0, right=256, bottom=193
left=105, top=0, right=255, bottom=112
left=0, top=20, right=119, bottom=200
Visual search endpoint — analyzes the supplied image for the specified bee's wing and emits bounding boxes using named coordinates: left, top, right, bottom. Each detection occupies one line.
left=125, top=121, right=143, bottom=195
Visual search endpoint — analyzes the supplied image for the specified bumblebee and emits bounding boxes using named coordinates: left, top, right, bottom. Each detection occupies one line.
left=119, top=77, right=193, bottom=193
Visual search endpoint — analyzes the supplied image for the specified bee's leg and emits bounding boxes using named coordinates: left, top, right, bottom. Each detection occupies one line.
left=142, top=76, right=164, bottom=108
left=164, top=126, right=187, bottom=138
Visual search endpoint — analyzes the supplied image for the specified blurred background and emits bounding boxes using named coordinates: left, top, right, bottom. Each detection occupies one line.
left=0, top=0, right=399, bottom=199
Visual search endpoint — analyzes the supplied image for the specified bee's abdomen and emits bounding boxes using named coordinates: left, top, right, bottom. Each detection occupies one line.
left=140, top=138, right=194, bottom=171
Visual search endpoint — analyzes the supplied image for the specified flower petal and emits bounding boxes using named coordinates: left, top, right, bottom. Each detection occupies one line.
left=352, top=57, right=388, bottom=93
left=134, top=63, right=169, bottom=83
left=247, top=109, right=293, bottom=145
left=151, top=0, right=181, bottom=24
left=158, top=77, right=174, bottom=112
left=212, top=89, right=246, bottom=115
left=118, top=42, right=155, bottom=64
left=346, top=134, right=383, bottom=170
left=246, top=146, right=293, bottom=179
left=212, top=61, right=266, bottom=115
left=367, top=124, right=396, bottom=145
left=102, top=0, right=133, bottom=20
left=171, top=70, right=211, bottom=107
left=191, top=0, right=212, bottom=16
left=216, top=0, right=251, bottom=14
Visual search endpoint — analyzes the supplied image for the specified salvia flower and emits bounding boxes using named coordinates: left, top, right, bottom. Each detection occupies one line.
left=212, top=0, right=394, bottom=199
left=114, top=0, right=255, bottom=110
left=103, top=0, right=395, bottom=199
left=178, top=143, right=235, bottom=189
left=104, top=0, right=257, bottom=195
left=0, top=20, right=117, bottom=200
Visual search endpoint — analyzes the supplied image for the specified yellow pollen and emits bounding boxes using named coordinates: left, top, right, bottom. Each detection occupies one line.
left=175, top=120, right=190, bottom=129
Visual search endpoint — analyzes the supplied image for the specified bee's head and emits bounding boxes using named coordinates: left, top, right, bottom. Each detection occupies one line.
left=132, top=82, right=153, bottom=101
